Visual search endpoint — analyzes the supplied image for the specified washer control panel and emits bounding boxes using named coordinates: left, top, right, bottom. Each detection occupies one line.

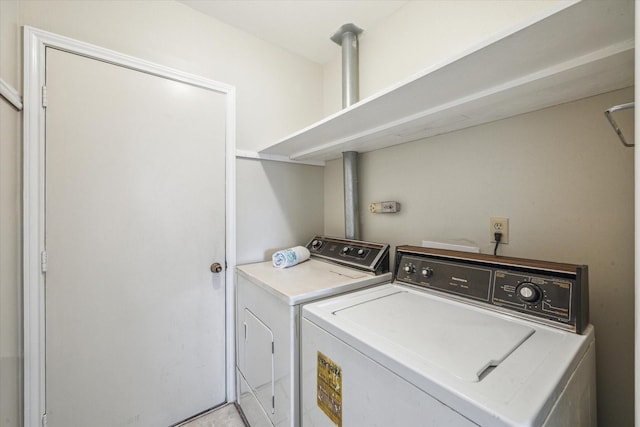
left=394, top=246, right=589, bottom=334
left=492, top=271, right=573, bottom=321
left=307, top=235, right=390, bottom=274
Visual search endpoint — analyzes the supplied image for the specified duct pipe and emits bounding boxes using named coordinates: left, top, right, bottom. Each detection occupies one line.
left=331, top=24, right=362, bottom=109
left=331, top=23, right=363, bottom=240
left=342, top=151, right=360, bottom=239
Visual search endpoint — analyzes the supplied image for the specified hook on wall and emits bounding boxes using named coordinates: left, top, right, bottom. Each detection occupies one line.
left=604, top=102, right=634, bottom=147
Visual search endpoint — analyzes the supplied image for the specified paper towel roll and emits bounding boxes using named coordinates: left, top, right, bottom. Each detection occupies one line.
left=272, top=246, right=310, bottom=269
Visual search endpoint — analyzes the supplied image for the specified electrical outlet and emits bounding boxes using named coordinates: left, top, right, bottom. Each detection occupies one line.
left=490, top=217, right=509, bottom=244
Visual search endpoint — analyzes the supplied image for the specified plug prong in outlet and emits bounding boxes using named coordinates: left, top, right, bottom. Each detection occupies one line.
left=490, top=217, right=509, bottom=244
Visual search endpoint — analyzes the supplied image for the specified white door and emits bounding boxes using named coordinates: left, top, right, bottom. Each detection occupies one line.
left=43, top=47, right=227, bottom=426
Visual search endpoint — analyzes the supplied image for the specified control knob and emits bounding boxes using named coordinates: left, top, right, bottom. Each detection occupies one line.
left=357, top=248, right=366, bottom=256
left=421, top=267, right=433, bottom=278
left=311, top=239, right=322, bottom=250
left=403, top=263, right=416, bottom=274
left=341, top=246, right=350, bottom=254
left=516, top=282, right=542, bottom=303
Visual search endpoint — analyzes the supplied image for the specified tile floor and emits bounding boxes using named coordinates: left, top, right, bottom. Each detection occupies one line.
left=178, top=404, right=246, bottom=427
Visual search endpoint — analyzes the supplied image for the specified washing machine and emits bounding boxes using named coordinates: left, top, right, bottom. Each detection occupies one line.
left=235, top=236, right=392, bottom=427
left=301, top=245, right=596, bottom=427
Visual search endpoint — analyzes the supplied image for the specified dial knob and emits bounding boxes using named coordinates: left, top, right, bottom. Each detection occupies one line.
left=341, top=246, right=350, bottom=254
left=516, top=282, right=541, bottom=303
left=421, top=267, right=433, bottom=278
left=404, top=263, right=415, bottom=274
left=311, top=239, right=322, bottom=249
left=357, top=248, right=365, bottom=256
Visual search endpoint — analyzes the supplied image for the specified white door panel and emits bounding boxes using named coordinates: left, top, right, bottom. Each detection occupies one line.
left=243, top=309, right=275, bottom=414
left=45, top=47, right=226, bottom=426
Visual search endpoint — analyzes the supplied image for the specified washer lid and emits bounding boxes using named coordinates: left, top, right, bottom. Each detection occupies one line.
left=333, top=290, right=535, bottom=382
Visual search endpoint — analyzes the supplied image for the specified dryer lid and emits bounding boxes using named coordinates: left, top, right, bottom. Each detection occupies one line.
left=333, top=290, right=535, bottom=382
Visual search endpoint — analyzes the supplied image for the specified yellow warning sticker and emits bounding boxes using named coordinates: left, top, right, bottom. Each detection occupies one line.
left=317, top=351, right=342, bottom=427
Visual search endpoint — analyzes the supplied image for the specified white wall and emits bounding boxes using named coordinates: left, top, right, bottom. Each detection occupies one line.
left=0, top=2, right=324, bottom=426
left=322, top=2, right=634, bottom=424
left=18, top=0, right=323, bottom=151
left=236, top=159, right=324, bottom=264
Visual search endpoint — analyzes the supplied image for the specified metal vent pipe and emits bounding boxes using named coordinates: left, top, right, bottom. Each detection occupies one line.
left=331, top=23, right=363, bottom=240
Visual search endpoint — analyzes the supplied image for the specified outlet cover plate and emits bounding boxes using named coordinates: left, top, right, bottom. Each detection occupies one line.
left=490, top=217, right=509, bottom=244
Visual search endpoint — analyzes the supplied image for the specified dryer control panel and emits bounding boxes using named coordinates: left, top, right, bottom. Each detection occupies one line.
left=394, top=246, right=589, bottom=334
left=307, top=235, right=390, bottom=275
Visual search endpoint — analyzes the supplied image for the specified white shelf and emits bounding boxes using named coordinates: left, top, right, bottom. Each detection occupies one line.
left=260, top=0, right=634, bottom=162
left=235, top=149, right=324, bottom=166
left=0, top=77, right=23, bottom=110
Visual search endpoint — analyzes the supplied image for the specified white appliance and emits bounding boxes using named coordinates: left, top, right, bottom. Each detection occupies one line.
left=302, top=246, right=596, bottom=427
left=236, top=236, right=392, bottom=427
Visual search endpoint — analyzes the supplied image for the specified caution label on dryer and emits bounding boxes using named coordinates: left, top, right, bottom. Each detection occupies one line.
left=317, top=351, right=342, bottom=427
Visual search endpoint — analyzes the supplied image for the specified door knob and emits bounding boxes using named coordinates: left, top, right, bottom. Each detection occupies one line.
left=210, top=262, right=223, bottom=273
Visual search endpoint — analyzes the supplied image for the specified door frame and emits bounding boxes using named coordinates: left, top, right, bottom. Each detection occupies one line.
left=22, top=26, right=237, bottom=427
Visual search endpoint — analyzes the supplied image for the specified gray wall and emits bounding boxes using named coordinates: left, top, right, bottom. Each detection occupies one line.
left=321, top=1, right=634, bottom=423
left=324, top=87, right=635, bottom=426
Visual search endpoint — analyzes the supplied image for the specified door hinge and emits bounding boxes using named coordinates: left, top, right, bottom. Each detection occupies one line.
left=41, top=250, right=48, bottom=273
left=41, top=86, right=48, bottom=108
left=42, top=413, right=48, bottom=427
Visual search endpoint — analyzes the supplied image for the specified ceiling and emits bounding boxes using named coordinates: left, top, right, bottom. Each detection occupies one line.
left=178, top=1, right=409, bottom=64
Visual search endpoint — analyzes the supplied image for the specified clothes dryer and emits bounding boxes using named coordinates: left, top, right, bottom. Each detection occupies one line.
left=236, top=236, right=391, bottom=427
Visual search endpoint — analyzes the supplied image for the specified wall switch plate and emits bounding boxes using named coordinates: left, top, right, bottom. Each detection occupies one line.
left=490, top=217, right=509, bottom=244
left=369, top=201, right=401, bottom=213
